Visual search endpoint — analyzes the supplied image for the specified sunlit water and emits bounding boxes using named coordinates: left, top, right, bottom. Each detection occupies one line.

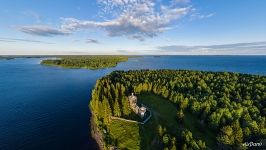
left=0, top=56, right=265, bottom=150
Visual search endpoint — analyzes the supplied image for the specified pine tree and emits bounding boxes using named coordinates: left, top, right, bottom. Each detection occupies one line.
left=102, top=96, right=111, bottom=124
left=177, top=109, right=184, bottom=121
left=114, top=99, right=121, bottom=117
left=158, top=125, right=164, bottom=137
left=122, top=96, right=131, bottom=116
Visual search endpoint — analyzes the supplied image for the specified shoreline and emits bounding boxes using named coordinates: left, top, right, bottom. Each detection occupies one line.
left=90, top=114, right=104, bottom=150
left=40, top=55, right=129, bottom=70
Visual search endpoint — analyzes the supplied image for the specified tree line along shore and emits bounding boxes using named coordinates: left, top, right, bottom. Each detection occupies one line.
left=41, top=56, right=129, bottom=69
left=90, top=70, right=266, bottom=150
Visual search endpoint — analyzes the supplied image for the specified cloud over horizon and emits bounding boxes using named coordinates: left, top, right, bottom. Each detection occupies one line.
left=18, top=25, right=70, bottom=36
left=157, top=42, right=266, bottom=55
left=0, top=37, right=54, bottom=44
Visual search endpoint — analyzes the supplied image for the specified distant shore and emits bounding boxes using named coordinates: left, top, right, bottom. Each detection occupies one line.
left=40, top=56, right=129, bottom=70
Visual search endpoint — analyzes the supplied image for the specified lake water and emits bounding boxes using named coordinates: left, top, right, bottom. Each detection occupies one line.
left=0, top=56, right=265, bottom=150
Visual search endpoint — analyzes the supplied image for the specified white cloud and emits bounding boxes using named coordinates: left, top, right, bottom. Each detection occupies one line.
left=17, top=0, right=191, bottom=41
left=86, top=38, right=100, bottom=44
left=60, top=0, right=191, bottom=40
left=190, top=12, right=215, bottom=20
left=17, top=25, right=70, bottom=36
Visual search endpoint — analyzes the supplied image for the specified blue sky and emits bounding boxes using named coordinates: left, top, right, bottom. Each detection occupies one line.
left=0, top=0, right=266, bottom=55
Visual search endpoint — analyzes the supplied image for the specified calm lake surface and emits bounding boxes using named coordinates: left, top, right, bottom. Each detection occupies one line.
left=0, top=56, right=266, bottom=150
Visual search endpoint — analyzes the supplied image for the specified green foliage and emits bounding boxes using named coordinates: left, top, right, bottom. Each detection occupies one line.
left=41, top=55, right=129, bottom=69
left=181, top=129, right=206, bottom=150
left=90, top=70, right=266, bottom=149
left=217, top=126, right=234, bottom=145
left=177, top=109, right=184, bottom=121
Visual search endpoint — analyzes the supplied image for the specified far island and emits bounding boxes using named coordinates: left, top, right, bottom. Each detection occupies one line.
left=0, top=56, right=15, bottom=60
left=41, top=55, right=129, bottom=70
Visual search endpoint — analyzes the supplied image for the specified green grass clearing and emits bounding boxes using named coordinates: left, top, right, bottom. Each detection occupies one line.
left=109, top=119, right=140, bottom=150
left=108, top=93, right=217, bottom=149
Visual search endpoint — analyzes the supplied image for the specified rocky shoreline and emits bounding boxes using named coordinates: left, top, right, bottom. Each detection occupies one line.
left=90, top=115, right=104, bottom=150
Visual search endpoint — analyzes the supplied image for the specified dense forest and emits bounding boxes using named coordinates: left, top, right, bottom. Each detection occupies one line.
left=90, top=70, right=266, bottom=150
left=41, top=56, right=129, bottom=69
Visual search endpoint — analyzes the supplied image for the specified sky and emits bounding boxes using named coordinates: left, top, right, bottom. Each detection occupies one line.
left=0, top=0, right=266, bottom=55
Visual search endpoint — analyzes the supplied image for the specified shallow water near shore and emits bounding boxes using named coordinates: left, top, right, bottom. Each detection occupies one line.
left=0, top=56, right=265, bottom=150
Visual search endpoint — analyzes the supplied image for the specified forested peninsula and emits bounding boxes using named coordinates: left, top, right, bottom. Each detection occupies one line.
left=41, top=56, right=129, bottom=69
left=90, top=70, right=266, bottom=150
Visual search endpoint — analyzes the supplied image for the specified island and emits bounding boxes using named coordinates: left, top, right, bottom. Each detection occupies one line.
left=90, top=70, right=266, bottom=150
left=0, top=56, right=15, bottom=60
left=0, top=56, right=50, bottom=60
left=41, top=56, right=129, bottom=69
